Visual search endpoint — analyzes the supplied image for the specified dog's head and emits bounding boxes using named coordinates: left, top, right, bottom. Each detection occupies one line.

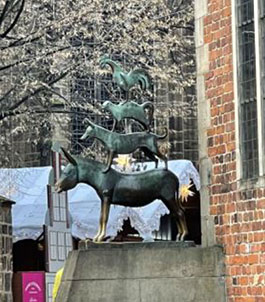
left=81, top=119, right=96, bottom=140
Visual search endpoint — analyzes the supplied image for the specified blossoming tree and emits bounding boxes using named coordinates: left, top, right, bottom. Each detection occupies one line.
left=0, top=0, right=195, bottom=167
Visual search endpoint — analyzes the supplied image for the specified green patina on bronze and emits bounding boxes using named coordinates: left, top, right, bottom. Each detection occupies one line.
left=99, top=56, right=151, bottom=93
left=102, top=100, right=154, bottom=132
left=55, top=148, right=188, bottom=242
left=81, top=119, right=168, bottom=172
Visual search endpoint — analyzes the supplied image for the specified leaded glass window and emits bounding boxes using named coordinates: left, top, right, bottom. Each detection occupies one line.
left=70, top=72, right=123, bottom=154
left=237, top=0, right=259, bottom=179
left=70, top=76, right=96, bottom=154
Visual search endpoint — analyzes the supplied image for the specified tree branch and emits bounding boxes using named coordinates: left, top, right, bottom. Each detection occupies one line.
left=0, top=69, right=70, bottom=121
left=0, top=106, right=95, bottom=121
left=0, top=86, right=15, bottom=104
left=0, top=0, right=25, bottom=38
left=0, top=0, right=11, bottom=27
left=0, top=46, right=70, bottom=72
left=39, top=83, right=71, bottom=105
left=0, top=35, right=41, bottom=50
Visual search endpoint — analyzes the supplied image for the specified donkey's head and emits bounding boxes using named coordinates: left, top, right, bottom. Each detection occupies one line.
left=80, top=119, right=96, bottom=140
left=55, top=148, right=78, bottom=193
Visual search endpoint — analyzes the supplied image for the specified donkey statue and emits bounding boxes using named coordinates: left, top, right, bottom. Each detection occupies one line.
left=55, top=148, right=188, bottom=242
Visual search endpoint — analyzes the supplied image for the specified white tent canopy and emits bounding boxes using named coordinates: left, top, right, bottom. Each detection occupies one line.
left=0, top=160, right=200, bottom=242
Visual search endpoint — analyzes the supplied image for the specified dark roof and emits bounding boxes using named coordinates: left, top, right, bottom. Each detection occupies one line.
left=0, top=195, right=15, bottom=206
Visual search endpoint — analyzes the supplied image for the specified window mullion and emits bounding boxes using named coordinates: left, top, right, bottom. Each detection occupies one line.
left=254, top=0, right=264, bottom=176
left=232, top=0, right=242, bottom=180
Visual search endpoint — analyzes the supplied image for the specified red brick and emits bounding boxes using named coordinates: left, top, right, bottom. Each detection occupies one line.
left=253, top=233, right=263, bottom=242
left=227, top=142, right=236, bottom=152
left=209, top=146, right=218, bottom=157
left=207, top=128, right=216, bottom=136
left=217, top=144, right=226, bottom=154
left=204, top=3, right=265, bottom=301
left=250, top=244, right=261, bottom=253
left=204, top=15, right=212, bottom=26
left=224, top=82, right=233, bottom=92
left=226, top=122, right=235, bottom=132
left=222, top=7, right=232, bottom=17
left=248, top=254, right=259, bottom=264
left=204, top=34, right=213, bottom=44
left=216, top=125, right=225, bottom=134
left=257, top=199, right=265, bottom=209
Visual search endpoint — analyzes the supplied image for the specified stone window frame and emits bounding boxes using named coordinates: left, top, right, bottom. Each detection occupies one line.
left=232, top=0, right=265, bottom=185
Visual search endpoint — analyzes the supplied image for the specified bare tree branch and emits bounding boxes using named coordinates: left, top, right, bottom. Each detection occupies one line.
left=0, top=0, right=195, bottom=167
left=0, top=86, right=15, bottom=104
left=0, top=46, right=70, bottom=72
left=0, top=0, right=11, bottom=28
left=0, top=69, right=70, bottom=121
left=0, top=35, right=41, bottom=50
left=0, top=0, right=25, bottom=38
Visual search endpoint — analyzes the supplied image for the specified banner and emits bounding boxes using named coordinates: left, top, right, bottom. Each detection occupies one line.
left=22, top=272, right=45, bottom=302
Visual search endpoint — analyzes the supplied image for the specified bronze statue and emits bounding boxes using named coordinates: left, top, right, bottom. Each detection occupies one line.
left=55, top=148, right=188, bottom=242
left=81, top=119, right=168, bottom=173
left=102, top=100, right=154, bottom=132
left=99, top=57, right=151, bottom=94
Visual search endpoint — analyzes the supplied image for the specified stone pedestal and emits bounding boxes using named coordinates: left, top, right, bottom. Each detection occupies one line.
left=0, top=196, right=15, bottom=302
left=57, top=241, right=226, bottom=302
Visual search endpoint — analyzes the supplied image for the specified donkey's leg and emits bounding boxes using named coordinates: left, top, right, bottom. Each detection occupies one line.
left=93, top=199, right=105, bottom=242
left=103, top=150, right=114, bottom=173
left=161, top=198, right=182, bottom=241
left=179, top=207, right=188, bottom=241
left=163, top=198, right=188, bottom=242
left=175, top=197, right=188, bottom=241
left=175, top=215, right=183, bottom=242
left=97, top=197, right=111, bottom=242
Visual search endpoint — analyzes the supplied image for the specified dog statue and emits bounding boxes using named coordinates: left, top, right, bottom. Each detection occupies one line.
left=81, top=119, right=168, bottom=173
left=55, top=148, right=188, bottom=242
left=102, top=100, right=154, bottom=132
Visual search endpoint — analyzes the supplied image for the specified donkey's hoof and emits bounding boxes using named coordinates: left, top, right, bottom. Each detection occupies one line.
left=176, top=234, right=181, bottom=242
left=97, top=235, right=105, bottom=242
left=93, top=235, right=105, bottom=243
left=92, top=235, right=100, bottom=242
left=180, top=233, right=187, bottom=242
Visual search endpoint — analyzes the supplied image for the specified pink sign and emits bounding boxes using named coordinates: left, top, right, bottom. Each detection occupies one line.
left=22, top=272, right=45, bottom=302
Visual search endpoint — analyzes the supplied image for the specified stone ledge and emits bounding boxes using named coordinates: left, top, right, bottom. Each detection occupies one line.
left=78, top=240, right=196, bottom=250
left=57, top=242, right=226, bottom=302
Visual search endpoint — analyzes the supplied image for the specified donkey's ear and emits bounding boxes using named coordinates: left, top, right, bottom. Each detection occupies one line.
left=83, top=118, right=95, bottom=127
left=60, top=147, right=77, bottom=166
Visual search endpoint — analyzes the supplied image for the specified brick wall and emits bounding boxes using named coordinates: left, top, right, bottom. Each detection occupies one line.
left=197, top=0, right=265, bottom=301
left=0, top=197, right=15, bottom=302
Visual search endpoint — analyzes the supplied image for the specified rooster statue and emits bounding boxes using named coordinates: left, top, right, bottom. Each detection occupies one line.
left=99, top=56, right=152, bottom=96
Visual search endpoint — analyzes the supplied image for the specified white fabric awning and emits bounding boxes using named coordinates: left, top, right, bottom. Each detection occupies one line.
left=0, top=160, right=200, bottom=242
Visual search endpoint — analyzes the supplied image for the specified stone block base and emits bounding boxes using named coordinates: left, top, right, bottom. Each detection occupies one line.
left=57, top=242, right=226, bottom=302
